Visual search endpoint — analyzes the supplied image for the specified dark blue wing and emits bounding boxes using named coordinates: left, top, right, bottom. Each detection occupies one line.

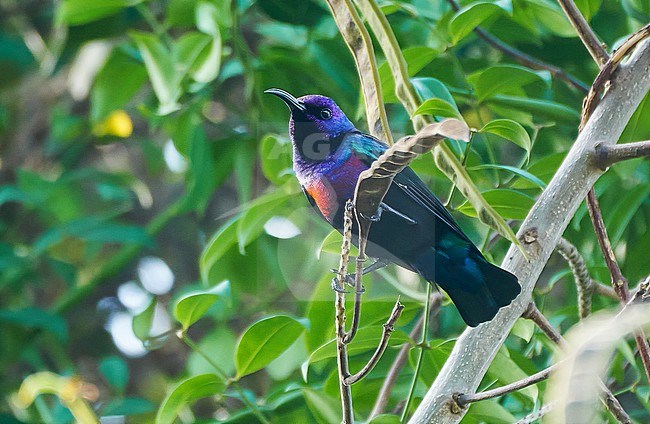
left=349, top=131, right=473, bottom=245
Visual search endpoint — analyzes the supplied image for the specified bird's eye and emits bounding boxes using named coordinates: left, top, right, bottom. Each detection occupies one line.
left=320, top=108, right=333, bottom=120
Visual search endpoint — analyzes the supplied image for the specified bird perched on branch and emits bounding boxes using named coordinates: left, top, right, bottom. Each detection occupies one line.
left=266, top=88, right=520, bottom=327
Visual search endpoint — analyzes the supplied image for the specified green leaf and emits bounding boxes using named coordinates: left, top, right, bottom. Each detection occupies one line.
left=156, top=374, right=226, bottom=424
left=511, top=318, right=535, bottom=342
left=260, top=134, right=293, bottom=185
left=413, top=98, right=462, bottom=120
left=0, top=308, right=68, bottom=343
left=527, top=0, right=576, bottom=37
left=99, top=356, right=129, bottom=392
left=317, top=229, right=358, bottom=258
left=412, top=77, right=458, bottom=108
left=179, top=127, right=217, bottom=214
left=56, top=0, right=142, bottom=26
left=410, top=339, right=455, bottom=385
left=132, top=298, right=156, bottom=342
left=512, top=152, right=565, bottom=189
left=469, top=164, right=546, bottom=189
left=380, top=47, right=439, bottom=103
left=200, top=217, right=238, bottom=285
left=620, top=91, right=650, bottom=143
left=236, top=184, right=299, bottom=252
left=487, top=346, right=538, bottom=403
left=174, top=280, right=231, bottom=331
left=604, top=184, right=650, bottom=245
left=302, top=388, right=341, bottom=424
left=574, top=0, right=602, bottom=20
left=468, top=65, right=548, bottom=101
left=369, top=414, right=402, bottom=424
left=458, top=189, right=535, bottom=220
left=102, top=397, right=155, bottom=416
left=91, top=50, right=147, bottom=123
left=485, top=95, right=579, bottom=123
left=130, top=32, right=181, bottom=115
left=235, top=315, right=307, bottom=378
left=174, top=32, right=212, bottom=76
left=192, top=1, right=222, bottom=83
left=448, top=1, right=510, bottom=44
left=464, top=399, right=516, bottom=423
left=479, top=119, right=532, bottom=154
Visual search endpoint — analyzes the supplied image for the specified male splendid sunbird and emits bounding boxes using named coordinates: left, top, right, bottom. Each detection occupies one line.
left=266, top=88, right=520, bottom=327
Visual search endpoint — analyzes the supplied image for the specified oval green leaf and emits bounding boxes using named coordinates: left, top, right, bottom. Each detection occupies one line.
left=174, top=280, right=231, bottom=331
left=458, top=189, right=535, bottom=220
left=468, top=65, right=547, bottom=101
left=413, top=98, right=462, bottom=120
left=156, top=374, right=226, bottom=424
left=235, top=315, right=307, bottom=379
left=449, top=1, right=509, bottom=44
left=480, top=119, right=531, bottom=154
left=132, top=298, right=156, bottom=342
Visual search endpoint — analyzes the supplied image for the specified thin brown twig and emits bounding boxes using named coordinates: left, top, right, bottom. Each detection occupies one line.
left=556, top=0, right=609, bottom=66
left=556, top=237, right=594, bottom=319
left=369, top=293, right=442, bottom=418
left=594, top=140, right=650, bottom=169
left=446, top=0, right=588, bottom=92
left=454, top=365, right=556, bottom=407
left=370, top=315, right=423, bottom=418
left=345, top=299, right=405, bottom=385
left=586, top=191, right=650, bottom=384
left=523, top=303, right=632, bottom=423
left=334, top=201, right=355, bottom=423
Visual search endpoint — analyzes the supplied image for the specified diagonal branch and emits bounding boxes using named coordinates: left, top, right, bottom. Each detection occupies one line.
left=594, top=140, right=650, bottom=169
left=454, top=365, right=556, bottom=407
left=556, top=0, right=609, bottom=66
left=408, top=36, right=650, bottom=424
left=446, top=0, right=588, bottom=92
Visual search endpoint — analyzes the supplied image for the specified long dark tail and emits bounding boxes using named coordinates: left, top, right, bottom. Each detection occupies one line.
left=412, top=247, right=520, bottom=327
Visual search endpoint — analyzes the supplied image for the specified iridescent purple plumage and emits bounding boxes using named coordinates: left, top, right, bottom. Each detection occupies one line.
left=265, top=88, right=520, bottom=327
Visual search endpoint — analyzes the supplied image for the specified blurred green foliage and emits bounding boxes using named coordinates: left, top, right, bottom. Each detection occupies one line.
left=0, top=0, right=648, bottom=422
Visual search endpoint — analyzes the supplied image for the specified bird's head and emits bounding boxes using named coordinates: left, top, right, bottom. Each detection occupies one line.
left=265, top=88, right=355, bottom=162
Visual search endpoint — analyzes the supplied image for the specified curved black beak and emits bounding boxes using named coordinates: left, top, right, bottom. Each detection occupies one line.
left=264, top=88, right=306, bottom=112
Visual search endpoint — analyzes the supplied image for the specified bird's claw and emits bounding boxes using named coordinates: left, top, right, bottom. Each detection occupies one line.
left=331, top=276, right=349, bottom=293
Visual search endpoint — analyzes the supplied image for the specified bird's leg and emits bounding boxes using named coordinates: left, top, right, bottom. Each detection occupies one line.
left=330, top=259, right=390, bottom=292
left=331, top=275, right=349, bottom=293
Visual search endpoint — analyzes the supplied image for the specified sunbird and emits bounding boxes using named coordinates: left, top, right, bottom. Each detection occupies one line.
left=266, top=88, right=520, bottom=326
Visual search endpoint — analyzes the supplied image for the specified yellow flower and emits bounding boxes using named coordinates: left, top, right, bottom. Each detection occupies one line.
left=93, top=110, right=133, bottom=138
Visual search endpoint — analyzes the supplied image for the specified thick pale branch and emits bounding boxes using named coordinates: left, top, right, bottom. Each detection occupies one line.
left=454, top=365, right=556, bottom=406
left=594, top=140, right=650, bottom=169
left=408, top=37, right=650, bottom=424
left=556, top=0, right=609, bottom=65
